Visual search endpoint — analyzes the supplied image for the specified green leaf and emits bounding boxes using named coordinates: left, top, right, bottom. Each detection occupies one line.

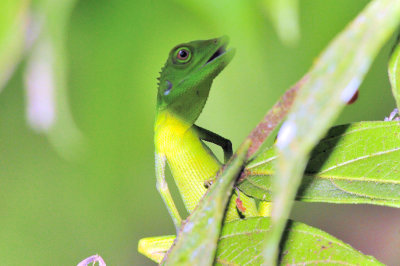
left=0, top=0, right=28, bottom=91
left=163, top=141, right=251, bottom=265
left=388, top=35, right=400, bottom=111
left=263, top=0, right=400, bottom=263
left=240, top=121, right=400, bottom=206
left=261, top=0, right=300, bottom=46
left=138, top=216, right=383, bottom=265
left=214, top=217, right=382, bottom=265
left=138, top=235, right=175, bottom=264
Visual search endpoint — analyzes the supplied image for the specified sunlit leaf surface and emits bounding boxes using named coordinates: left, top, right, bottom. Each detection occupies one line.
left=240, top=122, right=400, bottom=206
left=215, top=217, right=382, bottom=265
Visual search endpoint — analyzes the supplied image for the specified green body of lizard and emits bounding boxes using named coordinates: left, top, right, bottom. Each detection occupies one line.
left=154, top=36, right=259, bottom=228
left=139, top=37, right=264, bottom=263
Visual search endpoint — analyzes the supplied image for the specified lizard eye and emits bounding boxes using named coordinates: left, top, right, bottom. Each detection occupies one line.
left=174, top=47, right=191, bottom=63
left=177, top=49, right=189, bottom=60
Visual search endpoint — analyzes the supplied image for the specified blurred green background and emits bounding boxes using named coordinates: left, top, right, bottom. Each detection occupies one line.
left=1, top=0, right=400, bottom=265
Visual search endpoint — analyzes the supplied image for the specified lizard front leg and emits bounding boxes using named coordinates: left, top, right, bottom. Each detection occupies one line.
left=155, top=152, right=182, bottom=230
left=194, top=124, right=233, bottom=163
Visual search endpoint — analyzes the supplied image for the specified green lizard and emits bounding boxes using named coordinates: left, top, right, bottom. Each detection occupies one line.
left=139, top=37, right=266, bottom=263
left=153, top=36, right=259, bottom=226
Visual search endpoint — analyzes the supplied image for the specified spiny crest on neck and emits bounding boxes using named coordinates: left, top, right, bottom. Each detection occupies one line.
left=156, top=64, right=166, bottom=87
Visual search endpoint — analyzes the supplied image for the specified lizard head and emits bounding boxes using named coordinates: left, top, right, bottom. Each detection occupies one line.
left=156, top=36, right=235, bottom=124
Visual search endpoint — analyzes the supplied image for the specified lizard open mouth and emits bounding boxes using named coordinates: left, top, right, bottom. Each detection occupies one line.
left=206, top=45, right=227, bottom=64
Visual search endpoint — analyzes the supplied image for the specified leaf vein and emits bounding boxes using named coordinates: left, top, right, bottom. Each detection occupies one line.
left=318, top=147, right=400, bottom=174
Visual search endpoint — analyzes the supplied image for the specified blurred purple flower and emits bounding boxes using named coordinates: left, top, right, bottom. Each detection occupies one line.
left=24, top=39, right=55, bottom=132
left=77, top=254, right=106, bottom=266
